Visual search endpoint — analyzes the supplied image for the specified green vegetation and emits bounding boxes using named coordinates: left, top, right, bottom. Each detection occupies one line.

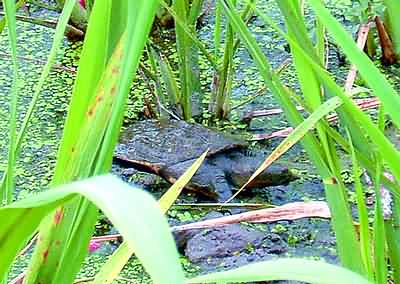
left=1, top=0, right=400, bottom=283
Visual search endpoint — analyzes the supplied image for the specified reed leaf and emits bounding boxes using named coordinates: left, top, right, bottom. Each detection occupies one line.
left=25, top=1, right=159, bottom=283
left=307, top=0, right=400, bottom=129
left=1, top=0, right=18, bottom=205
left=0, top=175, right=184, bottom=284
left=220, top=0, right=364, bottom=273
left=349, top=132, right=373, bottom=279
left=173, top=0, right=192, bottom=119
left=186, top=258, right=372, bottom=284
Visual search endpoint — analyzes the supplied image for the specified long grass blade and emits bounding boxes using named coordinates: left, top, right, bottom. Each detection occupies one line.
left=186, top=258, right=372, bottom=284
left=349, top=131, right=373, bottom=279
left=1, top=0, right=18, bottom=205
left=0, top=175, right=185, bottom=284
left=373, top=164, right=387, bottom=284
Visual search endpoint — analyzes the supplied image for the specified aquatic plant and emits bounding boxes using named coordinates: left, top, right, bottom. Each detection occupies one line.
left=219, top=0, right=400, bottom=282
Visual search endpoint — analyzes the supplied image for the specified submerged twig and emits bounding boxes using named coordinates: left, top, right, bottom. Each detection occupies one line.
left=231, top=58, right=292, bottom=112
left=0, top=12, right=84, bottom=40
left=0, top=52, right=77, bottom=74
left=172, top=202, right=273, bottom=210
left=28, top=0, right=60, bottom=12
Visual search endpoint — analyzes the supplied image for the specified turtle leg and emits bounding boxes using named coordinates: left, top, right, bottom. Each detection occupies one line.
left=210, top=170, right=233, bottom=202
left=161, top=160, right=233, bottom=201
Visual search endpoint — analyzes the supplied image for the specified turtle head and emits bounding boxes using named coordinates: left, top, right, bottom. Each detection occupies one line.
left=229, top=162, right=297, bottom=188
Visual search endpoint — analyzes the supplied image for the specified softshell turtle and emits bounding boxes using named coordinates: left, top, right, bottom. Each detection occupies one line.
left=115, top=119, right=296, bottom=201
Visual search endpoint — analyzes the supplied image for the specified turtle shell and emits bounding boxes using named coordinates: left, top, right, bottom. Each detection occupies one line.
left=115, top=119, right=248, bottom=174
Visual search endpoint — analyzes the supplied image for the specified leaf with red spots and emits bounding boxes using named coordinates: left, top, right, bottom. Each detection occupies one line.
left=0, top=175, right=184, bottom=284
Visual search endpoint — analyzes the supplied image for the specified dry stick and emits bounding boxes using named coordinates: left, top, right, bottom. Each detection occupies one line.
left=251, top=98, right=380, bottom=141
left=345, top=22, right=373, bottom=92
left=172, top=202, right=272, bottom=209
left=0, top=12, right=84, bottom=39
left=0, top=52, right=77, bottom=74
left=375, top=16, right=397, bottom=66
left=251, top=22, right=376, bottom=141
left=244, top=96, right=375, bottom=122
left=77, top=201, right=331, bottom=246
left=171, top=201, right=331, bottom=232
left=64, top=201, right=330, bottom=247
left=91, top=234, right=122, bottom=242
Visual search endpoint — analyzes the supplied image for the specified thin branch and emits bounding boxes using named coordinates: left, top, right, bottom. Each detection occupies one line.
left=0, top=12, right=84, bottom=40
left=344, top=22, right=372, bottom=92
left=0, top=52, right=77, bottom=74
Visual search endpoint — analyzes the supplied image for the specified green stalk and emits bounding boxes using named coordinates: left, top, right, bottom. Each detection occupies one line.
left=215, top=2, right=235, bottom=119
left=386, top=198, right=400, bottom=284
left=157, top=54, right=181, bottom=114
left=187, top=0, right=204, bottom=116
left=173, top=0, right=192, bottom=119
left=214, top=0, right=254, bottom=119
left=373, top=163, right=387, bottom=284
left=148, top=46, right=170, bottom=119
left=349, top=132, right=373, bottom=279
left=214, top=0, right=222, bottom=58
left=55, top=0, right=87, bottom=31
left=1, top=0, right=18, bottom=206
left=0, top=0, right=26, bottom=35
left=160, top=0, right=218, bottom=70
left=188, top=0, right=204, bottom=25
